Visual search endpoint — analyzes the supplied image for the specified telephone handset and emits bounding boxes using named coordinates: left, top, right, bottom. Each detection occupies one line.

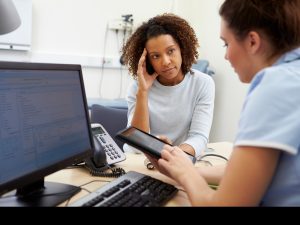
left=84, top=123, right=126, bottom=177
left=146, top=55, right=155, bottom=75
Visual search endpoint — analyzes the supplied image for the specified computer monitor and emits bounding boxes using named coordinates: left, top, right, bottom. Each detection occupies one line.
left=0, top=61, right=93, bottom=206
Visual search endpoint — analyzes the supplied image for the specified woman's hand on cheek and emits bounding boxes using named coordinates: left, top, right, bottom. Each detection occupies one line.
left=137, top=49, right=158, bottom=92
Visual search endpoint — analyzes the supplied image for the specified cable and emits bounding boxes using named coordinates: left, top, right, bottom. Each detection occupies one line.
left=79, top=180, right=110, bottom=187
left=118, top=21, right=133, bottom=98
left=171, top=0, right=177, bottom=13
left=199, top=154, right=228, bottom=162
left=119, top=64, right=124, bottom=98
left=64, top=175, right=113, bottom=207
left=115, top=29, right=123, bottom=98
left=198, top=160, right=213, bottom=167
left=71, top=161, right=126, bottom=178
left=85, top=164, right=126, bottom=178
left=99, top=22, right=110, bottom=98
left=64, top=187, right=91, bottom=207
left=69, top=161, right=126, bottom=178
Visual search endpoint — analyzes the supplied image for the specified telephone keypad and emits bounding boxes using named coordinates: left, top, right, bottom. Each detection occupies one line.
left=100, top=139, right=123, bottom=161
left=91, top=123, right=126, bottom=165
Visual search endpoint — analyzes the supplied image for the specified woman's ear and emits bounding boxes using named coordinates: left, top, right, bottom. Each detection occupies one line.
left=247, top=31, right=261, bottom=54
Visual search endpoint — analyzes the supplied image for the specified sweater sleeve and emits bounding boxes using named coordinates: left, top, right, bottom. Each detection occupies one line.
left=126, top=80, right=138, bottom=127
left=123, top=80, right=143, bottom=153
left=183, top=76, right=215, bottom=158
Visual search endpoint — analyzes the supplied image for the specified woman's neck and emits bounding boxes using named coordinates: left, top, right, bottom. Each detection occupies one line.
left=157, top=71, right=185, bottom=86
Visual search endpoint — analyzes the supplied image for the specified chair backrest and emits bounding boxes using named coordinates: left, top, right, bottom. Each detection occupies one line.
left=192, top=59, right=214, bottom=76
left=90, top=104, right=128, bottom=150
left=87, top=98, right=128, bottom=110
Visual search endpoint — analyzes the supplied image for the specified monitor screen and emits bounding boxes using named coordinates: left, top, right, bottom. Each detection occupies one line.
left=0, top=61, right=93, bottom=206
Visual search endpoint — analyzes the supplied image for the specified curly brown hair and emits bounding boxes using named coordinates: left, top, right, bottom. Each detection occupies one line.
left=121, top=13, right=199, bottom=79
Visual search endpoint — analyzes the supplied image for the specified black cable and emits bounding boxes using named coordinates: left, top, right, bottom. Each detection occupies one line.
left=79, top=179, right=110, bottom=187
left=64, top=187, right=91, bottom=207
left=198, top=159, right=213, bottom=167
left=199, top=154, right=228, bottom=162
left=66, top=163, right=85, bottom=169
left=64, top=174, right=114, bottom=207
left=64, top=197, right=72, bottom=207
left=71, top=160, right=126, bottom=178
left=85, top=164, right=126, bottom=178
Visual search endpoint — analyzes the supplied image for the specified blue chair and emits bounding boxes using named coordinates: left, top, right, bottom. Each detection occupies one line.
left=192, top=59, right=214, bottom=76
left=87, top=98, right=128, bottom=110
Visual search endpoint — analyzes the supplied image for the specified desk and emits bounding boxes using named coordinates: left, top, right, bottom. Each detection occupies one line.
left=46, top=142, right=232, bottom=206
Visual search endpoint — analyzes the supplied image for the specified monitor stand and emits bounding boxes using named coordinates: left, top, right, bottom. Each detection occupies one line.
left=0, top=180, right=80, bottom=207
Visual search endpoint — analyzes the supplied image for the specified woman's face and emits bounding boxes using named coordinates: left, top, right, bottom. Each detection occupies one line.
left=220, top=19, right=255, bottom=83
left=146, top=34, right=183, bottom=85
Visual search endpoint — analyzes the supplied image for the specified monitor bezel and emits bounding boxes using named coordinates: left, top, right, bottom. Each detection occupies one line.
left=0, top=61, right=94, bottom=196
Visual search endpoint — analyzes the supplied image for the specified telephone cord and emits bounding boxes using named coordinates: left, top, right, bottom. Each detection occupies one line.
left=85, top=164, right=126, bottom=178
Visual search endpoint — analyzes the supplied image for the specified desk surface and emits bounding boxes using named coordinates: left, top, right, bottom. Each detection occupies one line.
left=46, top=142, right=233, bottom=206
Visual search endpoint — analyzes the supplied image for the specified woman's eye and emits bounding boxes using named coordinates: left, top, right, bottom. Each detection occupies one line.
left=168, top=49, right=175, bottom=54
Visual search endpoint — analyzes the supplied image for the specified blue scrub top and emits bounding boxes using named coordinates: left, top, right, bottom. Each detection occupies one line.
left=234, top=48, right=300, bottom=206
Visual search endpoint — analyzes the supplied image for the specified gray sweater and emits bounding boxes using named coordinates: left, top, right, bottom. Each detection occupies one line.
left=125, top=70, right=215, bottom=158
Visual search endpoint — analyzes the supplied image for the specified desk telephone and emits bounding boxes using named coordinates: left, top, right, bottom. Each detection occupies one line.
left=84, top=123, right=126, bottom=177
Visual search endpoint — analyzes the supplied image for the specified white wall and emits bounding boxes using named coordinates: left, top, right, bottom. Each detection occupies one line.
left=0, top=0, right=176, bottom=98
left=0, top=0, right=249, bottom=142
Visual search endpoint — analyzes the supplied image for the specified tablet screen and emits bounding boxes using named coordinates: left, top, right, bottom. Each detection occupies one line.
left=127, top=129, right=167, bottom=151
left=117, top=126, right=169, bottom=158
left=116, top=126, right=196, bottom=163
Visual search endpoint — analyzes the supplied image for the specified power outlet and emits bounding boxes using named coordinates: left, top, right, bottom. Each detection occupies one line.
left=103, top=57, right=113, bottom=65
left=102, top=57, right=123, bottom=68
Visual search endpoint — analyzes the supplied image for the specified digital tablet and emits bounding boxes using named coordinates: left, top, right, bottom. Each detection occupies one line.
left=116, top=126, right=196, bottom=164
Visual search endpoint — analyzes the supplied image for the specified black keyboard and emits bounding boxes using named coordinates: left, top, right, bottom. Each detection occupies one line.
left=70, top=171, right=178, bottom=207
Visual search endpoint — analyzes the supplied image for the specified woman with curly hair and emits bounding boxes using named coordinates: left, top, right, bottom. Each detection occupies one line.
left=121, top=13, right=215, bottom=159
